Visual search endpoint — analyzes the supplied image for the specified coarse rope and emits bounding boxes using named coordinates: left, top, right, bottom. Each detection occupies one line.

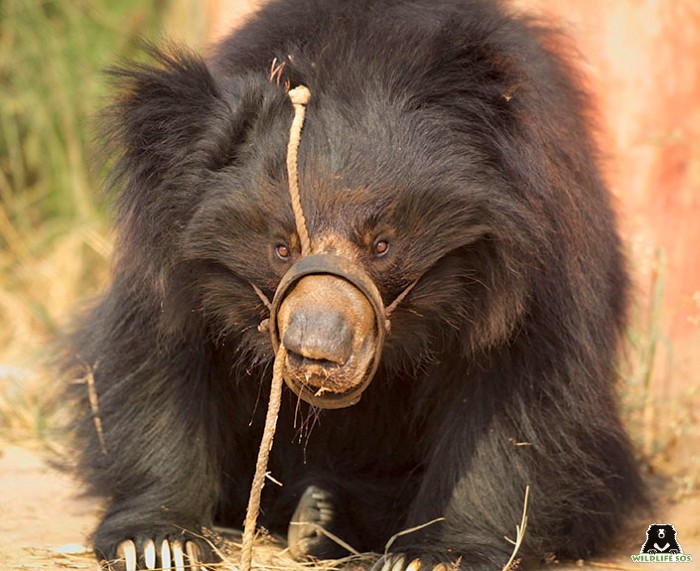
left=240, top=85, right=312, bottom=571
left=285, top=86, right=313, bottom=257
left=240, top=345, right=287, bottom=571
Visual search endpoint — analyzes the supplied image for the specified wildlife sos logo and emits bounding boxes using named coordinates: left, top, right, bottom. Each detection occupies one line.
left=631, top=523, right=693, bottom=563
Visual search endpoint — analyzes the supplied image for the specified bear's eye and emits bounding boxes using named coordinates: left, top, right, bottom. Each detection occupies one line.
left=275, top=243, right=291, bottom=261
left=374, top=240, right=389, bottom=257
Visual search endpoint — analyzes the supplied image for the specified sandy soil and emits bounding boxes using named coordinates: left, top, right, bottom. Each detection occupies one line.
left=0, top=444, right=97, bottom=569
left=1, top=442, right=698, bottom=571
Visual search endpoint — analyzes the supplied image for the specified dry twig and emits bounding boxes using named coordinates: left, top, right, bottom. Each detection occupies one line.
left=502, top=486, right=530, bottom=571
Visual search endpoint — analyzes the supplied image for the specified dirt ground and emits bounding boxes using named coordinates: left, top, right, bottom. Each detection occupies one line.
left=1, top=442, right=698, bottom=571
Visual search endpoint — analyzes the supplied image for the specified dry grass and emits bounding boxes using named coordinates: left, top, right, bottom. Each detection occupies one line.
left=0, top=223, right=112, bottom=446
left=0, top=0, right=157, bottom=444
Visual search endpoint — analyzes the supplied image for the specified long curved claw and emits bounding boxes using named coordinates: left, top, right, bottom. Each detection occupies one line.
left=172, top=541, right=185, bottom=571
left=371, top=554, right=404, bottom=571
left=143, top=539, right=156, bottom=569
left=116, top=540, right=137, bottom=571
left=186, top=540, right=202, bottom=571
left=390, top=555, right=406, bottom=571
left=371, top=554, right=455, bottom=571
left=160, top=539, right=172, bottom=570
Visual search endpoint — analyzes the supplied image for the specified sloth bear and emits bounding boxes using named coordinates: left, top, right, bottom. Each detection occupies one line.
left=641, top=524, right=683, bottom=554
left=65, top=0, right=645, bottom=569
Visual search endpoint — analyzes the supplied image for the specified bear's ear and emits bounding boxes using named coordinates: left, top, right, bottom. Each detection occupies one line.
left=103, top=43, right=224, bottom=194
left=100, top=43, right=262, bottom=288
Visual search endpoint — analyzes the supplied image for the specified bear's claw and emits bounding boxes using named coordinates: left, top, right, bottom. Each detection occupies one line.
left=102, top=537, right=205, bottom=571
left=371, top=553, right=452, bottom=571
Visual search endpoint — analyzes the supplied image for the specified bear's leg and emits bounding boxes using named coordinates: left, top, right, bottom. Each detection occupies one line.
left=73, top=331, right=224, bottom=571
left=93, top=465, right=220, bottom=571
left=372, top=386, right=641, bottom=570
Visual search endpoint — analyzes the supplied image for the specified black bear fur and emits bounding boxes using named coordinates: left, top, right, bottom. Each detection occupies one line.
left=64, top=0, right=646, bottom=568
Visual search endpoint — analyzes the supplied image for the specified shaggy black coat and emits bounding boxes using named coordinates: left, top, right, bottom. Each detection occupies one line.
left=65, top=0, right=645, bottom=568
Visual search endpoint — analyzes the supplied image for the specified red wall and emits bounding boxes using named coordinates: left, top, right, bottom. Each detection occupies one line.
left=512, top=1, right=700, bottom=404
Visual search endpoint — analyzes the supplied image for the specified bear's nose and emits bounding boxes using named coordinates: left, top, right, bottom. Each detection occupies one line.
left=282, top=309, right=353, bottom=366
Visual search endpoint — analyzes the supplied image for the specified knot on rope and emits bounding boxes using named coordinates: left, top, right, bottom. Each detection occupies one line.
left=288, top=85, right=311, bottom=106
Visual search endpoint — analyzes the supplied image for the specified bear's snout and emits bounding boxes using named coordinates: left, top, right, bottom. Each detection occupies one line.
left=283, top=308, right=353, bottom=366
left=275, top=273, right=378, bottom=406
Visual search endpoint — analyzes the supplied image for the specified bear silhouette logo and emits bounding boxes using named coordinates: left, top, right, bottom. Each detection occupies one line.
left=641, top=523, right=683, bottom=554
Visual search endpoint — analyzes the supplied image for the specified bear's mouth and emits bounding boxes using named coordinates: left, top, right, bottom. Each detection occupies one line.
left=268, top=254, right=386, bottom=409
left=282, top=333, right=377, bottom=407
left=286, top=350, right=342, bottom=370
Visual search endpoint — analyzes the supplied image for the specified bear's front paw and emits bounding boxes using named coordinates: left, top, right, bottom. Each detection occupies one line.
left=371, top=553, right=454, bottom=571
left=288, top=485, right=349, bottom=560
left=647, top=549, right=658, bottom=554
left=99, top=534, right=213, bottom=571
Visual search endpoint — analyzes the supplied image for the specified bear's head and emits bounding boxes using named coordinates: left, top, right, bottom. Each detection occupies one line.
left=107, top=47, right=560, bottom=408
